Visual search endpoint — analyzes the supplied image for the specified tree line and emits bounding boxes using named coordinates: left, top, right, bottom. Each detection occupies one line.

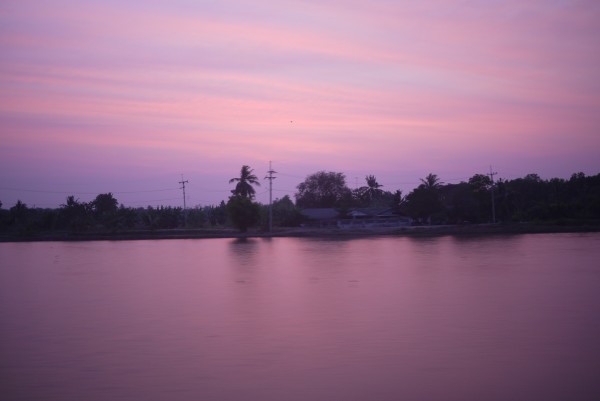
left=1, top=168, right=599, bottom=235
left=292, top=170, right=600, bottom=225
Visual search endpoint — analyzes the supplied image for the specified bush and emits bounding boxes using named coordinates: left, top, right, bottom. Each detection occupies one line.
left=226, top=196, right=260, bottom=232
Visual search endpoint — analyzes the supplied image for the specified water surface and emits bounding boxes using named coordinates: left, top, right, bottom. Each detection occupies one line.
left=1, top=233, right=599, bottom=400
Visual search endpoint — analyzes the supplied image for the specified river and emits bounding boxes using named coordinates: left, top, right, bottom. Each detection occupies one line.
left=1, top=233, right=599, bottom=400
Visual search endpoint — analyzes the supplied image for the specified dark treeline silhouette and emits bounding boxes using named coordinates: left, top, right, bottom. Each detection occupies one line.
left=437, top=172, right=600, bottom=225
left=1, top=171, right=599, bottom=236
left=0, top=193, right=228, bottom=235
left=293, top=170, right=600, bottom=225
left=226, top=165, right=262, bottom=232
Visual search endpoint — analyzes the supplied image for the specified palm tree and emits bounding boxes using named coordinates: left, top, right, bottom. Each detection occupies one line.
left=229, top=165, right=260, bottom=199
left=420, top=173, right=442, bottom=190
left=361, top=174, right=384, bottom=202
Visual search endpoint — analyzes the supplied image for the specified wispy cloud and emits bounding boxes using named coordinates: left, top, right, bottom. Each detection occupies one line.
left=1, top=0, right=599, bottom=206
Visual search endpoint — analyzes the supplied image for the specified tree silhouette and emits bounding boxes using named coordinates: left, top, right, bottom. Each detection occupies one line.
left=391, top=190, right=406, bottom=214
left=92, top=193, right=118, bottom=215
left=468, top=174, right=492, bottom=191
left=420, top=173, right=443, bottom=190
left=91, top=193, right=119, bottom=228
left=360, top=175, right=384, bottom=203
left=227, top=195, right=260, bottom=232
left=295, top=171, right=352, bottom=208
left=229, top=165, right=260, bottom=200
left=60, top=195, right=90, bottom=231
left=9, top=200, right=28, bottom=226
left=271, top=195, right=303, bottom=227
left=406, top=173, right=444, bottom=223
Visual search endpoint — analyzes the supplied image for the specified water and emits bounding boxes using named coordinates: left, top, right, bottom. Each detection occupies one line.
left=1, top=233, right=599, bottom=401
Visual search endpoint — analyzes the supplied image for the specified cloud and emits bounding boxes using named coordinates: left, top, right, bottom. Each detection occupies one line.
left=1, top=0, right=599, bottom=207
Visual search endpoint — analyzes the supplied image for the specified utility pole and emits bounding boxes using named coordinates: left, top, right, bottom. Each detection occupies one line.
left=265, top=161, right=277, bottom=232
left=179, top=175, right=189, bottom=226
left=488, top=166, right=497, bottom=223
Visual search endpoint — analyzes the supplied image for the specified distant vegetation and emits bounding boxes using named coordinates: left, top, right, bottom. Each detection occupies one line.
left=226, top=165, right=262, bottom=232
left=290, top=170, right=600, bottom=225
left=1, top=170, right=599, bottom=237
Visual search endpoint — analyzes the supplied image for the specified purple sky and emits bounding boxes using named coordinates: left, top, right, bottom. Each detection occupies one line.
left=1, top=0, right=599, bottom=208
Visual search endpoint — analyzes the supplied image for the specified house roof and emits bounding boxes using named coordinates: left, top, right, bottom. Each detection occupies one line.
left=301, top=207, right=408, bottom=220
left=350, top=208, right=395, bottom=217
left=300, top=208, right=339, bottom=220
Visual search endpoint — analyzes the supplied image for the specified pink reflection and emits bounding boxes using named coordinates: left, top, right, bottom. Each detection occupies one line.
left=3, top=235, right=600, bottom=400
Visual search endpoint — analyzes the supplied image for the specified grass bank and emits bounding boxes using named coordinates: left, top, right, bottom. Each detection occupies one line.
left=1, top=221, right=599, bottom=242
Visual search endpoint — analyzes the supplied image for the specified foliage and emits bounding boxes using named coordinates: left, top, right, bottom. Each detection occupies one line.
left=59, top=196, right=91, bottom=231
left=115, top=205, right=139, bottom=229
left=91, top=193, right=119, bottom=228
left=226, top=195, right=261, bottom=232
left=493, top=172, right=600, bottom=222
left=391, top=190, right=407, bottom=215
left=185, top=208, right=207, bottom=228
left=0, top=198, right=232, bottom=234
left=272, top=195, right=304, bottom=227
left=227, top=166, right=262, bottom=231
left=358, top=175, right=384, bottom=204
left=1, top=171, right=599, bottom=235
left=204, top=201, right=227, bottom=226
left=404, top=173, right=446, bottom=223
left=295, top=171, right=353, bottom=208
left=405, top=181, right=444, bottom=224
left=229, top=165, right=260, bottom=199
left=140, top=206, right=183, bottom=229
left=92, top=193, right=118, bottom=215
left=441, top=183, right=480, bottom=223
left=468, top=174, right=492, bottom=191
left=420, top=173, right=443, bottom=190
left=259, top=195, right=304, bottom=230
left=2, top=201, right=59, bottom=234
left=9, top=200, right=29, bottom=226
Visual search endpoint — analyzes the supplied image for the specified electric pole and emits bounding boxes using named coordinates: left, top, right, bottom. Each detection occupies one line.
left=488, top=166, right=497, bottom=223
left=265, top=161, right=277, bottom=232
left=179, top=175, right=189, bottom=226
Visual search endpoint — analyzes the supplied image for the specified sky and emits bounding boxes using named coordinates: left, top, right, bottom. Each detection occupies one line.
left=1, top=0, right=599, bottom=209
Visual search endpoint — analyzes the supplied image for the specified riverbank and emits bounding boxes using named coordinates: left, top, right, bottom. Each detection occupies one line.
left=1, top=221, right=599, bottom=242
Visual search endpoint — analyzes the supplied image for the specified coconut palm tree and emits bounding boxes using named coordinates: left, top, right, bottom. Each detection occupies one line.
left=361, top=174, right=384, bottom=202
left=229, top=165, right=260, bottom=199
left=420, top=173, right=442, bottom=190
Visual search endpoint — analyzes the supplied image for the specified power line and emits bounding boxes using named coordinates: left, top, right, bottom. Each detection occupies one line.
left=179, top=175, right=189, bottom=226
left=488, top=166, right=498, bottom=224
left=0, top=187, right=179, bottom=195
left=382, top=176, right=471, bottom=187
left=264, top=161, right=277, bottom=232
left=178, top=175, right=189, bottom=210
left=125, top=197, right=184, bottom=206
left=277, top=172, right=304, bottom=179
left=114, top=188, right=179, bottom=194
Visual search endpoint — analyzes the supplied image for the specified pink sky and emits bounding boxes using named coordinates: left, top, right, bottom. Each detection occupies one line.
left=1, top=0, right=599, bottom=208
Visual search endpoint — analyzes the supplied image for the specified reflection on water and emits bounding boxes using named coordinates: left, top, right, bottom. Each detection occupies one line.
left=1, top=234, right=600, bottom=401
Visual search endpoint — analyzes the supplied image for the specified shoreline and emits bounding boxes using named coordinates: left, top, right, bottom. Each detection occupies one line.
left=1, top=222, right=599, bottom=242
